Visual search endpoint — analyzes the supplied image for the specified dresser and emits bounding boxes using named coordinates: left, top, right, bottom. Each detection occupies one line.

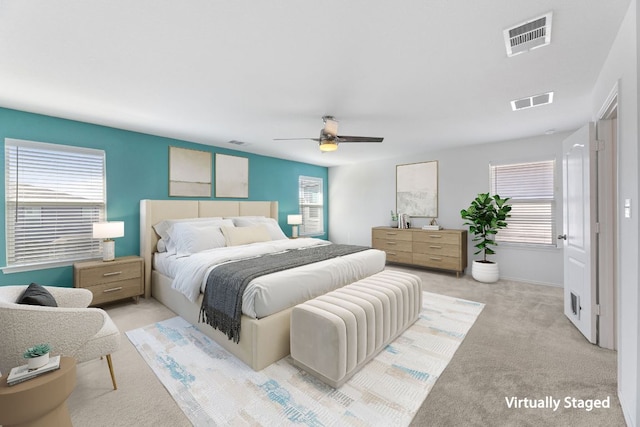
left=73, top=256, right=144, bottom=305
left=372, top=227, right=467, bottom=277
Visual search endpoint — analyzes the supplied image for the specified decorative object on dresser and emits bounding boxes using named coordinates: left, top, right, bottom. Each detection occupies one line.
left=287, top=214, right=302, bottom=238
left=92, top=221, right=125, bottom=262
left=396, top=160, right=438, bottom=218
left=74, top=255, right=144, bottom=305
left=372, top=227, right=467, bottom=277
left=390, top=210, right=398, bottom=227
left=460, top=193, right=512, bottom=283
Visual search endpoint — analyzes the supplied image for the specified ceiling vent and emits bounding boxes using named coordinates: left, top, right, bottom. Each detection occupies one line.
left=511, top=91, right=554, bottom=111
left=227, top=140, right=249, bottom=146
left=504, top=12, right=552, bottom=57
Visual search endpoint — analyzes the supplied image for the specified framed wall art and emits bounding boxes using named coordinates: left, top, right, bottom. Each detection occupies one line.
left=396, top=160, right=438, bottom=217
left=215, top=153, right=249, bottom=198
left=169, top=146, right=212, bottom=197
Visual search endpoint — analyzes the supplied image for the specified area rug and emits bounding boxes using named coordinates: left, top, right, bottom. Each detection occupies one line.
left=126, top=291, right=484, bottom=426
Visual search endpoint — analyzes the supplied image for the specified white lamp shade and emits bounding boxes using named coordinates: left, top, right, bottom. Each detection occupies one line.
left=287, top=215, right=302, bottom=225
left=92, top=221, right=125, bottom=239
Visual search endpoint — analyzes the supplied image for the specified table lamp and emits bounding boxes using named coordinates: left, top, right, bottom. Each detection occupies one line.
left=93, top=221, right=125, bottom=261
left=287, top=215, right=303, bottom=239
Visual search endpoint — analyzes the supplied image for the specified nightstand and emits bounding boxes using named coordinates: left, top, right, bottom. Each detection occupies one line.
left=73, top=256, right=144, bottom=305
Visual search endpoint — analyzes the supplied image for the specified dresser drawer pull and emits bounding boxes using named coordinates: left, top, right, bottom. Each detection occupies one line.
left=385, top=232, right=398, bottom=236
left=387, top=252, right=397, bottom=256
left=429, top=235, right=442, bottom=238
left=103, top=271, right=122, bottom=277
left=430, top=257, right=443, bottom=261
left=429, top=245, right=442, bottom=249
left=387, top=241, right=397, bottom=245
left=103, top=287, right=123, bottom=293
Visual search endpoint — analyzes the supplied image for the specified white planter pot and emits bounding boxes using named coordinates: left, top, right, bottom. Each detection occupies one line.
left=27, top=352, right=49, bottom=370
left=472, top=260, right=500, bottom=283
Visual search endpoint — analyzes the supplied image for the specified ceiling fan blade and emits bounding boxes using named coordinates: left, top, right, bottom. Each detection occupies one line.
left=336, top=135, right=384, bottom=143
left=273, top=138, right=321, bottom=142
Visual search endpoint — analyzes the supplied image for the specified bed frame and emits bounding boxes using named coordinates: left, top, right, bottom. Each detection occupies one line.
left=139, top=199, right=291, bottom=370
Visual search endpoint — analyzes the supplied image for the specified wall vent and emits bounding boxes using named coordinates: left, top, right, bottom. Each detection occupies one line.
left=227, top=140, right=250, bottom=146
left=511, top=91, right=554, bottom=111
left=504, top=12, right=552, bottom=57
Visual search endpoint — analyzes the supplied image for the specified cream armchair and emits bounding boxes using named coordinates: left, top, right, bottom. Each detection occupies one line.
left=0, top=285, right=120, bottom=389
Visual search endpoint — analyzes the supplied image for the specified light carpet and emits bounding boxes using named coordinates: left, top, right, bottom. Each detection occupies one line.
left=126, top=291, right=484, bottom=426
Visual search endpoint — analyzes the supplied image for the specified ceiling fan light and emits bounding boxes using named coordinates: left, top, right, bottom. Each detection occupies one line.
left=319, top=140, right=338, bottom=152
left=323, top=117, right=339, bottom=137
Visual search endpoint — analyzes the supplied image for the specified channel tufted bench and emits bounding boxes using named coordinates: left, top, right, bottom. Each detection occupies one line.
left=290, top=270, right=422, bottom=388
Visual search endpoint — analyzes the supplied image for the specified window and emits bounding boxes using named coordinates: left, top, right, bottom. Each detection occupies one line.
left=298, top=176, right=324, bottom=236
left=490, top=159, right=556, bottom=246
left=4, top=139, right=106, bottom=271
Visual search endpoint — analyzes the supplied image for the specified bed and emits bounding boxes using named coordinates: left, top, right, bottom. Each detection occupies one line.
left=139, top=199, right=386, bottom=370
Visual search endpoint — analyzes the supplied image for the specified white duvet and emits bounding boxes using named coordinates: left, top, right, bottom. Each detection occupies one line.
left=154, top=238, right=386, bottom=318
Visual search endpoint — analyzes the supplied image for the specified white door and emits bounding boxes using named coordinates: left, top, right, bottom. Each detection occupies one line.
left=561, top=123, right=597, bottom=343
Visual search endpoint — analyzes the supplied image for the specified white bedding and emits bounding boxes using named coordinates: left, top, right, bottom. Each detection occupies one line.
left=153, top=238, right=386, bottom=318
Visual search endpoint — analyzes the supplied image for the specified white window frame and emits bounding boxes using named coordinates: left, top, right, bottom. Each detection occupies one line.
left=4, top=139, right=106, bottom=273
left=298, top=175, right=324, bottom=237
left=489, top=158, right=557, bottom=247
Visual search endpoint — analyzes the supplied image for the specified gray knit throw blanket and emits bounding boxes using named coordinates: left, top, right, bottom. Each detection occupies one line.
left=200, top=244, right=369, bottom=343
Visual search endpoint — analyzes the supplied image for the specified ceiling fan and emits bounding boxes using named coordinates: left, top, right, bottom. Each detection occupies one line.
left=274, top=116, right=384, bottom=152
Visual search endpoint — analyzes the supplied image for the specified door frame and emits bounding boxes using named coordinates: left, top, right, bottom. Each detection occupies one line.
left=595, top=83, right=618, bottom=350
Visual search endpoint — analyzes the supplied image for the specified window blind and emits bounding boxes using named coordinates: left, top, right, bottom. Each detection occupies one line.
left=490, top=159, right=555, bottom=246
left=298, top=175, right=324, bottom=236
left=5, top=139, right=106, bottom=268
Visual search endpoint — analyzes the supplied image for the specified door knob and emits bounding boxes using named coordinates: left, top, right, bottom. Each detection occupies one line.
left=557, top=234, right=567, bottom=240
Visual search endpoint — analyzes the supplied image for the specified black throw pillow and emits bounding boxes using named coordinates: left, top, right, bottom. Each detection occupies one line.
left=16, top=283, right=58, bottom=307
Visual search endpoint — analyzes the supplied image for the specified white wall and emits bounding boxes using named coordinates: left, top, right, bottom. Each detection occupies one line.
left=591, top=1, right=638, bottom=426
left=329, top=132, right=568, bottom=286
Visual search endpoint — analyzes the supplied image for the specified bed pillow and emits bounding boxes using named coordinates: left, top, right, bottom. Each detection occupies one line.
left=229, top=217, right=288, bottom=240
left=170, top=221, right=232, bottom=257
left=156, top=238, right=168, bottom=253
left=153, top=217, right=224, bottom=241
left=16, top=283, right=58, bottom=307
left=221, top=224, right=272, bottom=246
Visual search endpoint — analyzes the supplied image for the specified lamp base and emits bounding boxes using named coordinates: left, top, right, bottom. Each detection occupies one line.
left=102, top=240, right=115, bottom=262
left=291, top=225, right=299, bottom=239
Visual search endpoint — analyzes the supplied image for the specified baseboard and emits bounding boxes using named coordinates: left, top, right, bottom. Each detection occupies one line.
left=497, top=274, right=563, bottom=288
left=618, top=387, right=636, bottom=427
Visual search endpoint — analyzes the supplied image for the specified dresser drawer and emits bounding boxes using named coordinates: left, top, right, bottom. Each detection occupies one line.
left=87, top=278, right=144, bottom=306
left=413, top=242, right=460, bottom=257
left=77, top=261, right=142, bottom=287
left=383, top=249, right=414, bottom=264
left=413, top=231, right=460, bottom=245
left=413, top=253, right=461, bottom=271
left=372, top=229, right=412, bottom=242
left=372, top=238, right=412, bottom=253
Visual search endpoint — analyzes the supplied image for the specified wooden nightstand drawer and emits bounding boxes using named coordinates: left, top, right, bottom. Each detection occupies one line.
left=74, top=256, right=144, bottom=305
left=87, top=278, right=143, bottom=306
left=77, top=261, right=141, bottom=287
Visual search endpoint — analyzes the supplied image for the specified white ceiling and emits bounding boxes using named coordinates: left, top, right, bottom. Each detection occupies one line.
left=0, top=0, right=631, bottom=167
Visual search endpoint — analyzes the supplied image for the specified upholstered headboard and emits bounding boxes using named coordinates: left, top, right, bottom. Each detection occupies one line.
left=139, top=199, right=279, bottom=298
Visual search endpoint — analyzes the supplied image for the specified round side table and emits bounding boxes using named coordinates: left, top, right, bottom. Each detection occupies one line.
left=0, top=356, right=77, bottom=427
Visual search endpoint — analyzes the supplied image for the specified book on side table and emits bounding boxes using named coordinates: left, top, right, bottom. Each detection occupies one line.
left=6, top=355, right=61, bottom=386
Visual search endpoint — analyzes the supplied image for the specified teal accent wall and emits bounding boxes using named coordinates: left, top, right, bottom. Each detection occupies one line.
left=0, top=107, right=328, bottom=287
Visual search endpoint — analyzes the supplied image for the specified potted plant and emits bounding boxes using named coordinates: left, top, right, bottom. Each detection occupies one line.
left=24, top=343, right=51, bottom=370
left=460, top=193, right=511, bottom=283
